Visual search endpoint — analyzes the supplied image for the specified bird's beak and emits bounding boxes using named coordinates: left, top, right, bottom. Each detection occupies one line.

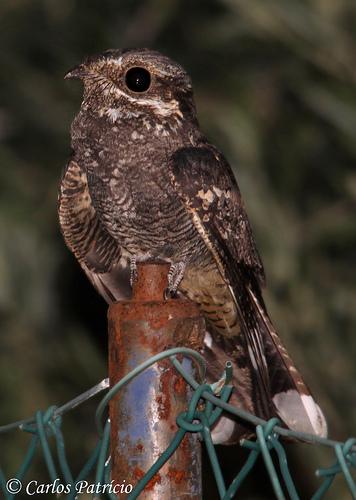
left=64, top=64, right=88, bottom=80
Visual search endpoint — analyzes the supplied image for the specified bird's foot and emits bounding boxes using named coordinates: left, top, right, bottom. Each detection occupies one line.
left=165, top=261, right=186, bottom=299
left=130, top=256, right=138, bottom=287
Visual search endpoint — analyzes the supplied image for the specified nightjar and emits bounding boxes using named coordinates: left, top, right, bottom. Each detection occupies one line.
left=59, top=48, right=327, bottom=444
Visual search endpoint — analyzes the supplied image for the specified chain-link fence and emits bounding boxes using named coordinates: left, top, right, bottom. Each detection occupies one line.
left=0, top=347, right=355, bottom=499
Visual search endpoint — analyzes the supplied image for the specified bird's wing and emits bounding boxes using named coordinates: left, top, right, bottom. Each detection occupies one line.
left=168, top=144, right=327, bottom=438
left=58, top=160, right=129, bottom=302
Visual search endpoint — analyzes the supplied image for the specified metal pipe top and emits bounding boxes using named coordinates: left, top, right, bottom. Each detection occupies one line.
left=132, top=261, right=170, bottom=302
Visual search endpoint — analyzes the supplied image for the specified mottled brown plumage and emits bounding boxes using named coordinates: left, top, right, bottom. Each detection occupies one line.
left=59, top=48, right=327, bottom=443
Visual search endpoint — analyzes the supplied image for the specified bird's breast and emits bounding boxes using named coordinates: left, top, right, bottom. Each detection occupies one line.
left=107, top=171, right=203, bottom=261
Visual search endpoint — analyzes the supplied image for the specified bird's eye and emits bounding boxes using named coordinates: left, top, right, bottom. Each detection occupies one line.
left=125, top=67, right=151, bottom=93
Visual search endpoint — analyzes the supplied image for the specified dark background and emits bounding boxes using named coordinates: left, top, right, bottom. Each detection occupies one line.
left=0, top=1, right=355, bottom=498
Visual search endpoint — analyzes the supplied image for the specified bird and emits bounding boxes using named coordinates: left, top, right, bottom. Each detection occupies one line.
left=59, top=48, right=327, bottom=444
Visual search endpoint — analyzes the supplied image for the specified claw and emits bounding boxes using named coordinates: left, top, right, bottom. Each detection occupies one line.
left=130, top=256, right=138, bottom=287
left=166, top=261, right=186, bottom=296
left=164, top=287, right=175, bottom=300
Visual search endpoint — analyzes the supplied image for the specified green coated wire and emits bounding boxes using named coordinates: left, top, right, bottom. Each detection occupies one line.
left=127, top=365, right=234, bottom=499
left=65, top=442, right=103, bottom=500
left=312, top=472, right=336, bottom=500
left=94, top=420, right=111, bottom=491
left=104, top=457, right=118, bottom=500
left=1, top=346, right=353, bottom=449
left=0, top=347, right=355, bottom=500
left=272, top=437, right=300, bottom=500
left=35, top=408, right=58, bottom=483
left=127, top=427, right=187, bottom=500
left=334, top=444, right=356, bottom=498
left=75, top=442, right=102, bottom=483
left=172, top=353, right=356, bottom=452
left=200, top=412, right=226, bottom=498
left=317, top=462, right=343, bottom=477
left=0, top=468, right=10, bottom=500
left=256, top=423, right=285, bottom=500
left=312, top=440, right=356, bottom=500
left=15, top=435, right=38, bottom=482
left=224, top=448, right=260, bottom=498
left=186, top=385, right=227, bottom=499
left=95, top=347, right=206, bottom=436
left=50, top=419, right=74, bottom=487
left=128, top=384, right=214, bottom=498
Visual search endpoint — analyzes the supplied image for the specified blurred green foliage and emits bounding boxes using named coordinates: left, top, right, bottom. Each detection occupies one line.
left=0, top=0, right=355, bottom=498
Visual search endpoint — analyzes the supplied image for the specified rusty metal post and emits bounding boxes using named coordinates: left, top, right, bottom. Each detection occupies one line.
left=108, top=262, right=205, bottom=499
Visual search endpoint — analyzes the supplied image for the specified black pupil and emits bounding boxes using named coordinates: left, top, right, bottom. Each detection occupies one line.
left=125, top=67, right=151, bottom=92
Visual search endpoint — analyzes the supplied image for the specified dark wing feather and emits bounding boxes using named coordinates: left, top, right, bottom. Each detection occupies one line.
left=168, top=144, right=327, bottom=439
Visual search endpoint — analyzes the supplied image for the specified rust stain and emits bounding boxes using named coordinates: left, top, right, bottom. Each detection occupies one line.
left=135, top=441, right=144, bottom=453
left=173, top=375, right=186, bottom=396
left=133, top=466, right=145, bottom=481
left=157, top=365, right=174, bottom=420
left=155, top=393, right=166, bottom=419
left=145, top=473, right=161, bottom=491
left=149, top=312, right=169, bottom=330
left=180, top=434, right=190, bottom=453
left=167, top=467, right=187, bottom=484
left=133, top=467, right=161, bottom=491
left=108, top=314, right=131, bottom=470
left=109, top=295, right=201, bottom=324
left=140, top=331, right=161, bottom=352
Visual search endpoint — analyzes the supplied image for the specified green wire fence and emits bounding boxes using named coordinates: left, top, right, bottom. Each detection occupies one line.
left=0, top=347, right=355, bottom=499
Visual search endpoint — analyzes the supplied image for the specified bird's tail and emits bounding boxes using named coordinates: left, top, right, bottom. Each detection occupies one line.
left=247, top=285, right=327, bottom=438
left=205, top=278, right=327, bottom=445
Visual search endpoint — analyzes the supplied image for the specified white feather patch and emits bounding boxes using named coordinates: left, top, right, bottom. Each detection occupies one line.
left=101, top=82, right=183, bottom=118
left=273, top=390, right=328, bottom=438
left=204, top=331, right=213, bottom=349
left=211, top=416, right=236, bottom=445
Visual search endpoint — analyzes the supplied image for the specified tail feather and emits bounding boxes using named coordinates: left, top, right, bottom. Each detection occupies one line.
left=205, top=262, right=327, bottom=444
left=248, top=286, right=327, bottom=438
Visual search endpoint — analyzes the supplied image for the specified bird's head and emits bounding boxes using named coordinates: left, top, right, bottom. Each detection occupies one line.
left=65, top=48, right=197, bottom=126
